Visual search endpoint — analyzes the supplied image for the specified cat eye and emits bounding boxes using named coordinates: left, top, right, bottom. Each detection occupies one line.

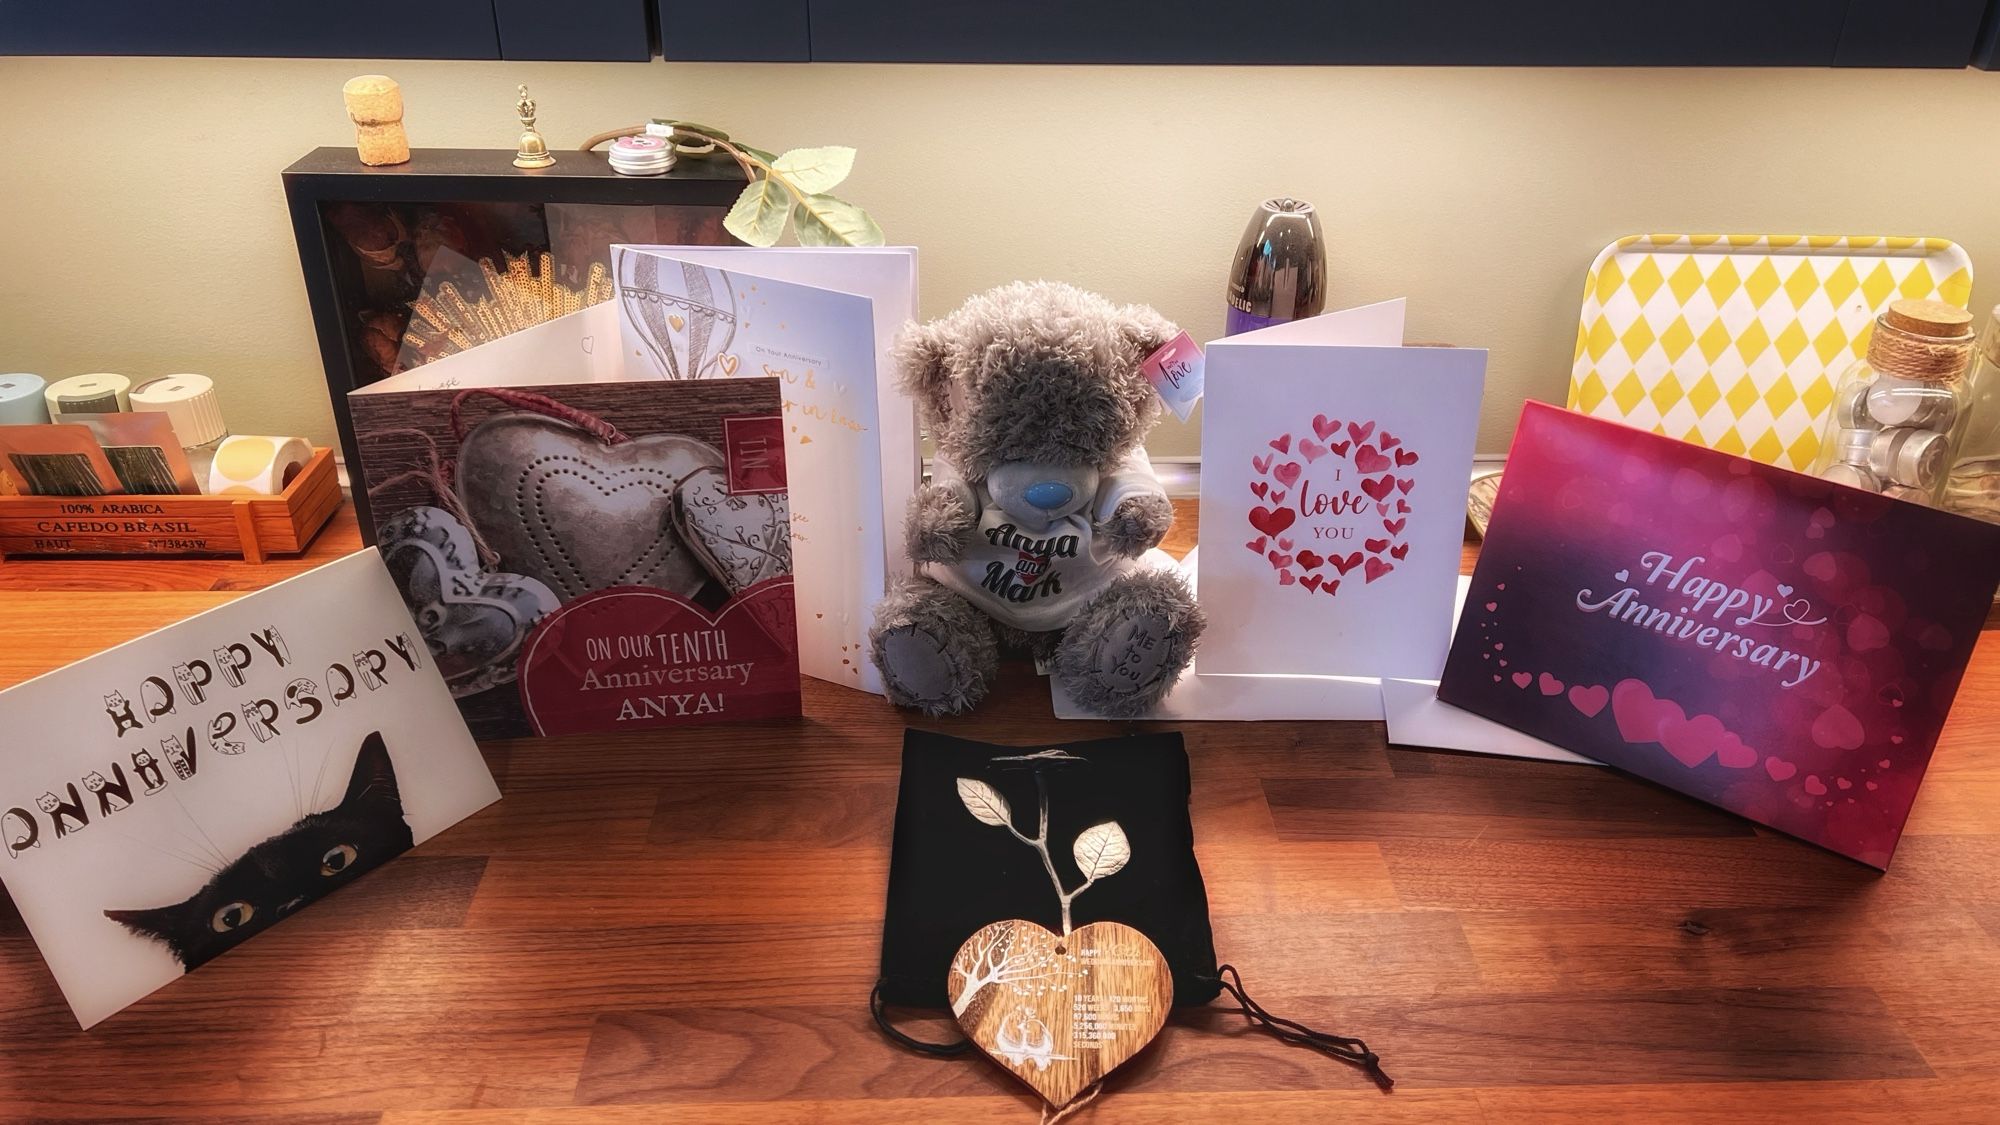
left=320, top=844, right=358, bottom=876
left=210, top=901, right=255, bottom=932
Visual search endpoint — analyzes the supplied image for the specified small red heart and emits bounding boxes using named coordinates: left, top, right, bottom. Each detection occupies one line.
left=1278, top=569, right=1296, bottom=586
left=1383, top=518, right=1407, bottom=535
left=1364, top=557, right=1394, bottom=583
left=1365, top=537, right=1390, bottom=553
left=1395, top=448, right=1420, bottom=467
left=1766, top=758, right=1797, bottom=781
left=1378, top=432, right=1402, bottom=451
left=1250, top=481, right=1268, bottom=500
left=1295, top=549, right=1325, bottom=570
left=1267, top=550, right=1295, bottom=568
left=1248, top=506, right=1295, bottom=536
left=1246, top=537, right=1267, bottom=554
left=1300, top=574, right=1323, bottom=592
left=1512, top=672, right=1533, bottom=689
left=1329, top=440, right=1351, bottom=457
left=1484, top=601, right=1497, bottom=611
left=1539, top=672, right=1563, bottom=696
left=1273, top=461, right=1302, bottom=488
left=1269, top=434, right=1292, bottom=453
left=1375, top=503, right=1389, bottom=516
left=1277, top=537, right=1295, bottom=550
left=1253, top=454, right=1273, bottom=474
left=1347, top=420, right=1375, bottom=443
left=1568, top=684, right=1609, bottom=717
left=1395, top=477, right=1416, bottom=495
left=1390, top=542, right=1409, bottom=560
left=1360, top=475, right=1394, bottom=501
left=1270, top=490, right=1288, bottom=504
left=1300, top=438, right=1328, bottom=463
left=1330, top=551, right=1363, bottom=575
left=1396, top=499, right=1411, bottom=513
left=1355, top=446, right=1391, bottom=473
left=1319, top=579, right=1340, bottom=597
left=1312, top=414, right=1340, bottom=440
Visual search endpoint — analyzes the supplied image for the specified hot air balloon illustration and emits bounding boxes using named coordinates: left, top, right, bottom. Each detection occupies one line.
left=616, top=253, right=739, bottom=380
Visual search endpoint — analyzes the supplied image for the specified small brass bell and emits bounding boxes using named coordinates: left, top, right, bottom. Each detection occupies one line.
left=513, top=84, right=554, bottom=170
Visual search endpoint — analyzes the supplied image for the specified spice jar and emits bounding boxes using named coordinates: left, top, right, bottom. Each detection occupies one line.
left=1811, top=299, right=1976, bottom=505
left=1942, top=307, right=2000, bottom=523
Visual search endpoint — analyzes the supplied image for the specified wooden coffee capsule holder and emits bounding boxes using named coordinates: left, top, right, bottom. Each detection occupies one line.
left=0, top=447, right=341, bottom=563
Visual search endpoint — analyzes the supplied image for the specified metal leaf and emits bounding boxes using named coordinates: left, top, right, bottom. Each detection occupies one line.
left=1072, top=821, right=1131, bottom=881
left=956, top=777, right=1012, bottom=827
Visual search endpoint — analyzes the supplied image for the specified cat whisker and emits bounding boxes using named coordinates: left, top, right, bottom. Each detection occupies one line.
left=166, top=787, right=231, bottom=868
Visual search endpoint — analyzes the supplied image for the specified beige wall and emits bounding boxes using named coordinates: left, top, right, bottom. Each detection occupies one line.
left=3, top=57, right=1999, bottom=457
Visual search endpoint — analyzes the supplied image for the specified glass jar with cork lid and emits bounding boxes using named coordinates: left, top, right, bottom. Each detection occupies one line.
left=1811, top=298, right=1977, bottom=505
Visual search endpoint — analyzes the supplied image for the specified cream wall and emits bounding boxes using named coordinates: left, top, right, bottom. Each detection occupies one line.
left=3, top=58, right=1999, bottom=457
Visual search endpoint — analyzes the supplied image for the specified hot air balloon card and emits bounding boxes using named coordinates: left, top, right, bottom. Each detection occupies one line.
left=349, top=369, right=802, bottom=740
left=1196, top=299, right=1487, bottom=679
left=0, top=548, right=498, bottom=1027
left=1437, top=402, right=2000, bottom=868
left=609, top=244, right=921, bottom=697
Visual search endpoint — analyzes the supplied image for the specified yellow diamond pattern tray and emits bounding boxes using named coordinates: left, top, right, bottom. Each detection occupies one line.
left=1568, top=234, right=1973, bottom=470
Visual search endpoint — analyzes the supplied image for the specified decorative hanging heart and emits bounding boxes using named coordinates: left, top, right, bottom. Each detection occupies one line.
left=947, top=918, right=1172, bottom=1109
left=376, top=506, right=559, bottom=698
left=457, top=414, right=722, bottom=602
left=673, top=465, right=793, bottom=594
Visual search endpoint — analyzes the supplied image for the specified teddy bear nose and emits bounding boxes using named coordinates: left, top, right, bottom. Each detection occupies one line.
left=1023, top=481, right=1075, bottom=510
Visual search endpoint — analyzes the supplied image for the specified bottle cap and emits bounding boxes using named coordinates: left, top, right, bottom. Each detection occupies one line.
left=45, top=373, right=131, bottom=416
left=131, top=373, right=228, bottom=447
left=1868, top=299, right=1977, bottom=382
left=1884, top=299, right=1973, bottom=339
left=0, top=373, right=49, bottom=426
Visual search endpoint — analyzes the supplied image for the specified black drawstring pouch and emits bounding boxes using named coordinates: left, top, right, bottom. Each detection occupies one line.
left=871, top=729, right=1391, bottom=1091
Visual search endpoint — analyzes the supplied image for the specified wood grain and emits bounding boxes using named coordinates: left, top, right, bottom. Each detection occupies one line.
left=2, top=497, right=2000, bottom=1122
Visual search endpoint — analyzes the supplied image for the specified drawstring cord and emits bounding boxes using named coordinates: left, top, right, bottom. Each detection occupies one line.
left=1208, top=964, right=1393, bottom=1092
left=870, top=979, right=972, bottom=1057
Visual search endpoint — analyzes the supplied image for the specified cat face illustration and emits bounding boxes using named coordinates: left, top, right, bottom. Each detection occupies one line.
left=105, top=731, right=414, bottom=971
left=82, top=771, right=108, bottom=792
left=35, top=792, right=60, bottom=814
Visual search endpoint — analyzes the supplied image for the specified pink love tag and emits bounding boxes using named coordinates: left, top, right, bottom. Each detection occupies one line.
left=1141, top=330, right=1205, bottom=421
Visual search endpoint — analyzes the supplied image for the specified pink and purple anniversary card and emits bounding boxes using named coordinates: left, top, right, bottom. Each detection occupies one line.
left=1438, top=401, right=2000, bottom=868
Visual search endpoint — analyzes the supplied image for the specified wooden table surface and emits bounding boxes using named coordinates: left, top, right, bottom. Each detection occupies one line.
left=3, top=503, right=1999, bottom=1124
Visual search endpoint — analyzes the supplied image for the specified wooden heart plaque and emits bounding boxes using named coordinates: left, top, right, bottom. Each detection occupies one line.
left=947, top=918, right=1172, bottom=1108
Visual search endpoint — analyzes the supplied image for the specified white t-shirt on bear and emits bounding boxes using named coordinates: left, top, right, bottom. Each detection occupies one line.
left=922, top=450, right=1163, bottom=633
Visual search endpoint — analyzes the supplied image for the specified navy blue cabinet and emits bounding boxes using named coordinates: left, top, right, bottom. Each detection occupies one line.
left=657, top=0, right=809, bottom=60
left=0, top=0, right=652, bottom=61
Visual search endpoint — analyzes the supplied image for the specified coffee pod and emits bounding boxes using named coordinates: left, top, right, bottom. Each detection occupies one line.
left=0, top=374, right=49, bottom=425
left=1882, top=484, right=1933, bottom=507
left=1833, top=378, right=1876, bottom=428
left=1833, top=427, right=1875, bottom=465
left=1818, top=461, right=1882, bottom=491
left=1867, top=427, right=1947, bottom=490
left=1865, top=374, right=1958, bottom=430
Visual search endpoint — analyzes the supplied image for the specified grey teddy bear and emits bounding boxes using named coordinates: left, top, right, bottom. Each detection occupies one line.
left=869, top=281, right=1204, bottom=716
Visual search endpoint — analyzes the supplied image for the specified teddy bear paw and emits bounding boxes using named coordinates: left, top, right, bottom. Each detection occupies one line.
left=1098, top=493, right=1174, bottom=557
left=870, top=578, right=998, bottom=714
left=1053, top=568, right=1203, bottom=717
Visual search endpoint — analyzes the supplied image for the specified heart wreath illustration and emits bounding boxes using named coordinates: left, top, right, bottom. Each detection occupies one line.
left=1246, top=414, right=1418, bottom=598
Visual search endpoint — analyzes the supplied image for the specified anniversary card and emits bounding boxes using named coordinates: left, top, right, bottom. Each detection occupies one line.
left=0, top=549, right=499, bottom=1026
left=1197, top=299, right=1487, bottom=677
left=1438, top=402, right=2000, bottom=868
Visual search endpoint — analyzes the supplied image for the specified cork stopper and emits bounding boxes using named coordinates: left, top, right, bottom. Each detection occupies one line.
left=1867, top=298, right=1976, bottom=382
left=1883, top=299, right=1973, bottom=339
left=343, top=74, right=410, bottom=166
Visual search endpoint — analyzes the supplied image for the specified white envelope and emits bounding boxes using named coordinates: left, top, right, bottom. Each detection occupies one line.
left=1196, top=299, right=1485, bottom=679
left=355, top=246, right=920, bottom=697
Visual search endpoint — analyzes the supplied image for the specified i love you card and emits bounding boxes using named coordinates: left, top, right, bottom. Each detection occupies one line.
left=1439, top=402, right=2000, bottom=868
left=1197, top=299, right=1487, bottom=677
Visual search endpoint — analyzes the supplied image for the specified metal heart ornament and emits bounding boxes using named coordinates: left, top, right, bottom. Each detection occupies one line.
left=674, top=465, right=792, bottom=594
left=947, top=918, right=1172, bottom=1109
left=457, top=414, right=720, bottom=602
left=377, top=506, right=558, bottom=698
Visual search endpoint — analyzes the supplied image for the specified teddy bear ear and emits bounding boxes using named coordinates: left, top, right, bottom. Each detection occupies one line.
left=1117, top=303, right=1181, bottom=367
left=893, top=320, right=955, bottom=425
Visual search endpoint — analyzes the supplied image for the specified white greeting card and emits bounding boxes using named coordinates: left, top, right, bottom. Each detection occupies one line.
left=0, top=550, right=498, bottom=1027
left=358, top=246, right=919, bottom=697
left=1195, top=300, right=1485, bottom=679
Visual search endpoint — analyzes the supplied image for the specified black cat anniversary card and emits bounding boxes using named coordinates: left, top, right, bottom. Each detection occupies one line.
left=0, top=549, right=499, bottom=1027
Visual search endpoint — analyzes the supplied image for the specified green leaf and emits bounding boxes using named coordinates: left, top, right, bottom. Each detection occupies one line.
left=791, top=194, right=885, bottom=247
left=770, top=146, right=856, bottom=194
left=724, top=177, right=791, bottom=247
left=740, top=145, right=779, bottom=165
